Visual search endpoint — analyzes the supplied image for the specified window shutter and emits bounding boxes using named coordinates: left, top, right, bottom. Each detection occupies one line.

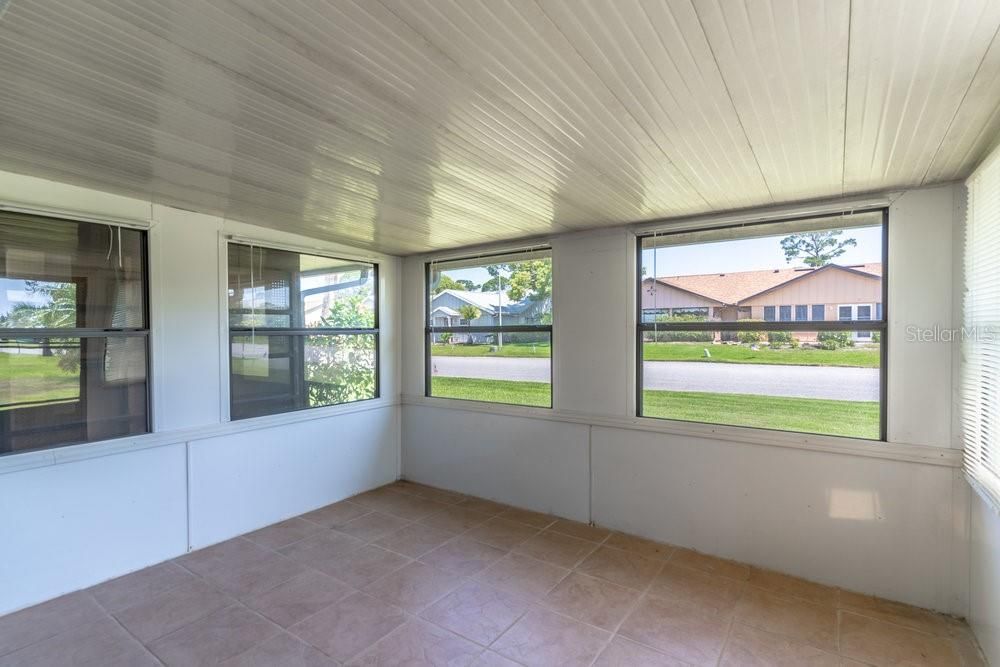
left=962, top=147, right=1000, bottom=511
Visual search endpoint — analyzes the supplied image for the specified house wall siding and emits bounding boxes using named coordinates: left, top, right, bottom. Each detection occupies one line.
left=742, top=268, right=881, bottom=309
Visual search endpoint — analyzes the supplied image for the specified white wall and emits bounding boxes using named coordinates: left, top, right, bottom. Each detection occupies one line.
left=401, top=184, right=972, bottom=614
left=0, top=172, right=402, bottom=615
left=971, top=494, right=1000, bottom=664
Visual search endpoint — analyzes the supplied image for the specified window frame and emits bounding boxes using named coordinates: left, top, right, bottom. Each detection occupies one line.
left=0, top=213, right=153, bottom=454
left=225, top=241, right=380, bottom=421
left=424, top=248, right=553, bottom=408
left=635, top=207, right=889, bottom=441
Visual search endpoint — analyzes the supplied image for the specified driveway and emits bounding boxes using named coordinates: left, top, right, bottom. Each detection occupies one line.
left=430, top=357, right=879, bottom=401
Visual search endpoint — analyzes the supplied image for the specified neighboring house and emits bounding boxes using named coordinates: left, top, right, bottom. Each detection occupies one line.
left=641, top=263, right=882, bottom=342
left=430, top=289, right=549, bottom=342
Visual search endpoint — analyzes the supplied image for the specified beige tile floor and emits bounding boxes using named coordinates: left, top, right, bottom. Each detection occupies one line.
left=0, top=480, right=987, bottom=666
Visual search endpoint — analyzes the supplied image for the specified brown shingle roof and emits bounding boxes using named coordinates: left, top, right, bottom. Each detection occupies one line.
left=648, top=263, right=881, bottom=305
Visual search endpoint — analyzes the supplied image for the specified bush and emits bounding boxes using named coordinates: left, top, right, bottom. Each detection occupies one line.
left=817, top=331, right=854, bottom=350
left=439, top=332, right=452, bottom=344
left=646, top=313, right=714, bottom=343
left=872, top=331, right=881, bottom=344
left=767, top=331, right=794, bottom=347
left=738, top=330, right=763, bottom=345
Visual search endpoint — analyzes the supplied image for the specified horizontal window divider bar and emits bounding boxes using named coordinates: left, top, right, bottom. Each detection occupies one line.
left=426, top=325, right=552, bottom=334
left=0, top=328, right=150, bottom=337
left=229, top=328, right=378, bottom=336
left=638, top=321, right=886, bottom=332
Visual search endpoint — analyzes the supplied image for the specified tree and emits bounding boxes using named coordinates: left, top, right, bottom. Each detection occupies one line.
left=433, top=274, right=463, bottom=294
left=3, top=281, right=79, bottom=365
left=457, top=304, right=481, bottom=324
left=780, top=230, right=857, bottom=267
left=455, top=279, right=479, bottom=291
left=307, top=288, right=376, bottom=405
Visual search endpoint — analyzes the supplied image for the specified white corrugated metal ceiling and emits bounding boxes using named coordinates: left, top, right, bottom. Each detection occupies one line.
left=1, top=0, right=999, bottom=254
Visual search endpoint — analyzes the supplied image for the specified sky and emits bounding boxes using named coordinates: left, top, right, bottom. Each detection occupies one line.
left=642, top=225, right=883, bottom=277
left=0, top=278, right=50, bottom=317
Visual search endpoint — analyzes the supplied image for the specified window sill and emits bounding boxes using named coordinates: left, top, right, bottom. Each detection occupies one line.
left=0, top=397, right=399, bottom=476
left=402, top=394, right=961, bottom=468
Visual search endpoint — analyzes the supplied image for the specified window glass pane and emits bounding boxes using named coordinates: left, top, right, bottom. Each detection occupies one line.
left=640, top=330, right=881, bottom=439
left=230, top=333, right=376, bottom=419
left=0, top=214, right=146, bottom=329
left=429, top=252, right=552, bottom=327
left=640, top=213, right=883, bottom=325
left=812, top=304, right=825, bottom=321
left=228, top=244, right=375, bottom=329
left=795, top=305, right=808, bottom=321
left=429, top=331, right=551, bottom=407
left=1, top=335, right=148, bottom=454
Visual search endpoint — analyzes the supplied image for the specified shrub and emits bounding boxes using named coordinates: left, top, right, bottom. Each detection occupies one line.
left=767, top=331, right=794, bottom=347
left=439, top=332, right=452, bottom=344
left=646, top=313, right=714, bottom=342
left=817, top=331, right=854, bottom=350
left=738, top=330, right=763, bottom=345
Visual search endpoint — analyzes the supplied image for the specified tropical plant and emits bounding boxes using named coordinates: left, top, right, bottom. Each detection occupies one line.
left=306, top=288, right=376, bottom=406
left=458, top=304, right=481, bottom=324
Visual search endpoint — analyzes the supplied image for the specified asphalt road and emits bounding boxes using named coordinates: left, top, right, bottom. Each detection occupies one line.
left=430, top=357, right=879, bottom=401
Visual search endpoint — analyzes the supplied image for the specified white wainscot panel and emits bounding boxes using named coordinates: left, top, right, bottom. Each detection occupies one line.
left=590, top=426, right=962, bottom=613
left=402, top=405, right=590, bottom=522
left=971, top=492, right=1000, bottom=665
left=189, top=407, right=398, bottom=548
left=0, top=444, right=188, bottom=615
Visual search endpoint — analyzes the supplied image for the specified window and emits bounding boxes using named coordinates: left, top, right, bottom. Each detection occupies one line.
left=638, top=210, right=887, bottom=439
left=962, top=151, right=1000, bottom=510
left=227, top=243, right=377, bottom=420
left=1, top=212, right=149, bottom=454
left=426, top=248, right=552, bottom=407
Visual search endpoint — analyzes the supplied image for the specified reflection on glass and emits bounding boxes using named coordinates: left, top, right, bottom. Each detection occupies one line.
left=429, top=332, right=551, bottom=408
left=0, top=217, right=145, bottom=329
left=640, top=331, right=881, bottom=439
left=228, top=245, right=375, bottom=329
left=0, top=336, right=148, bottom=454
left=231, top=334, right=376, bottom=419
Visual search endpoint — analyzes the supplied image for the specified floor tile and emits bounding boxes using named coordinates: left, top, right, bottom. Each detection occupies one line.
left=619, top=594, right=730, bottom=667
left=339, top=511, right=412, bottom=542
left=748, top=568, right=838, bottom=607
left=476, top=552, right=571, bottom=600
left=278, top=530, right=367, bottom=571
left=289, top=592, right=406, bottom=663
left=148, top=604, right=281, bottom=666
left=604, top=532, right=675, bottom=560
left=838, top=589, right=957, bottom=637
left=0, top=615, right=158, bottom=667
left=114, top=577, right=234, bottom=642
left=375, top=522, right=458, bottom=558
left=647, top=563, right=744, bottom=619
left=734, top=588, right=837, bottom=652
left=515, top=531, right=597, bottom=568
left=88, top=562, right=195, bottom=613
left=547, top=519, right=612, bottom=543
left=197, top=550, right=312, bottom=600
left=492, top=607, right=610, bottom=667
left=347, top=619, right=482, bottom=666
left=0, top=591, right=107, bottom=656
left=421, top=580, right=529, bottom=645
left=420, top=536, right=506, bottom=576
left=319, top=544, right=410, bottom=588
left=720, top=623, right=840, bottom=666
left=593, top=636, right=689, bottom=666
left=353, top=489, right=452, bottom=521
left=395, top=482, right=466, bottom=505
left=463, top=517, right=540, bottom=550
left=419, top=505, right=493, bottom=533
left=670, top=548, right=751, bottom=582
left=221, top=631, right=338, bottom=666
left=577, top=545, right=664, bottom=590
left=176, top=538, right=271, bottom=576
left=456, top=497, right=509, bottom=516
left=300, top=500, right=372, bottom=529
left=470, top=651, right=522, bottom=667
left=244, top=570, right=353, bottom=628
left=839, top=611, right=962, bottom=666
left=497, top=507, right=557, bottom=529
left=244, top=518, right=324, bottom=550
left=542, top=571, right=640, bottom=630
left=364, top=561, right=462, bottom=612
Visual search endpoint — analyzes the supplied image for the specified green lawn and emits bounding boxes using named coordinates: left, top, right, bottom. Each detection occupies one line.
left=0, top=353, right=79, bottom=409
left=430, top=377, right=878, bottom=438
left=642, top=342, right=879, bottom=368
left=431, top=342, right=551, bottom=358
